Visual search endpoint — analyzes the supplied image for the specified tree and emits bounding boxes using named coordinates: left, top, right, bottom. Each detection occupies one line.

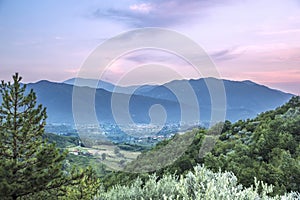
left=0, top=73, right=82, bottom=199
left=101, top=153, right=107, bottom=160
left=114, top=147, right=120, bottom=155
left=204, top=96, right=300, bottom=195
left=63, top=167, right=101, bottom=200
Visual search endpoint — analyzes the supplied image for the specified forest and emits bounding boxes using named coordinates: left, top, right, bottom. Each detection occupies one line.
left=0, top=74, right=299, bottom=199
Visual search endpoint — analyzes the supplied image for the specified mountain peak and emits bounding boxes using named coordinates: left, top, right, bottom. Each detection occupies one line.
left=242, top=80, right=257, bottom=86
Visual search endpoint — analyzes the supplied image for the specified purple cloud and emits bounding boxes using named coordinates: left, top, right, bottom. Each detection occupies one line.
left=92, top=0, right=232, bottom=27
left=210, top=47, right=245, bottom=61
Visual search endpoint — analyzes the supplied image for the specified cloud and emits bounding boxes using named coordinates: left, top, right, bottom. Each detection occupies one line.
left=129, top=3, right=153, bottom=13
left=64, top=68, right=80, bottom=74
left=258, top=29, right=300, bottom=35
left=212, top=44, right=300, bottom=64
left=210, top=47, right=245, bottom=61
left=243, top=70, right=300, bottom=89
left=92, top=0, right=232, bottom=27
left=125, top=51, right=171, bottom=63
left=54, top=36, right=64, bottom=40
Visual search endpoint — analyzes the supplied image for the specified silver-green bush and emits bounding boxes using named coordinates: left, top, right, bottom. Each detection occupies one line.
left=97, top=165, right=300, bottom=200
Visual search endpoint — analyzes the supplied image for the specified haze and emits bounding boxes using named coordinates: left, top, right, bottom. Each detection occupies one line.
left=0, top=0, right=299, bottom=95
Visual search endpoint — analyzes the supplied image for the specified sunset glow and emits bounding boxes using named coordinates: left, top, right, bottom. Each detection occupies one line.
left=0, top=0, right=299, bottom=94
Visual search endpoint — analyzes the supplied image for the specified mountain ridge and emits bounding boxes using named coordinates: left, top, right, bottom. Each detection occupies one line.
left=19, top=77, right=292, bottom=126
left=62, top=77, right=294, bottom=96
left=0, top=77, right=293, bottom=126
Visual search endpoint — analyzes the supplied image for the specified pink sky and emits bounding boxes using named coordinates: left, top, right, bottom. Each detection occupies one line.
left=0, top=0, right=299, bottom=95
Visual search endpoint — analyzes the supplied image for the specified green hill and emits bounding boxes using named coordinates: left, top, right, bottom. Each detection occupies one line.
left=44, top=97, right=300, bottom=195
left=204, top=96, right=300, bottom=194
left=43, top=132, right=79, bottom=148
left=103, top=96, right=300, bottom=195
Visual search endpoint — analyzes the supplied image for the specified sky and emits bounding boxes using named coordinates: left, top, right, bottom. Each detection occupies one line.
left=0, top=0, right=299, bottom=94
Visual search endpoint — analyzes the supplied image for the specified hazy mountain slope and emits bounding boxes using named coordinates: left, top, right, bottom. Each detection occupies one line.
left=63, top=78, right=156, bottom=94
left=135, top=78, right=293, bottom=121
left=64, top=78, right=116, bottom=92
left=0, top=78, right=289, bottom=125
left=27, top=81, right=182, bottom=124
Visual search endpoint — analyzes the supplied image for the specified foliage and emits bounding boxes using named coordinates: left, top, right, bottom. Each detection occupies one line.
left=43, top=132, right=107, bottom=176
left=43, top=132, right=79, bottom=148
left=18, top=166, right=100, bottom=200
left=61, top=167, right=101, bottom=200
left=0, top=73, right=101, bottom=199
left=97, top=165, right=300, bottom=200
left=102, top=97, right=300, bottom=197
left=117, top=143, right=151, bottom=152
left=101, top=170, right=148, bottom=191
left=157, top=128, right=205, bottom=176
left=204, top=96, right=300, bottom=195
left=124, top=130, right=198, bottom=173
left=1, top=73, right=299, bottom=199
left=102, top=129, right=205, bottom=189
left=66, top=153, right=107, bottom=176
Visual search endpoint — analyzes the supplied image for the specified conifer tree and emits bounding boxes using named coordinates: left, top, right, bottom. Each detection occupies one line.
left=0, top=73, right=81, bottom=199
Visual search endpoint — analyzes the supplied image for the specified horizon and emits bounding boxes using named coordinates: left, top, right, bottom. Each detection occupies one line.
left=0, top=0, right=299, bottom=95
left=17, top=76, right=295, bottom=95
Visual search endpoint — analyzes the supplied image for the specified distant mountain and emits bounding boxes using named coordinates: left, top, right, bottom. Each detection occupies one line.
left=137, top=78, right=293, bottom=121
left=26, top=80, right=182, bottom=125
left=23, top=78, right=293, bottom=125
left=63, top=78, right=116, bottom=92
left=63, top=78, right=155, bottom=94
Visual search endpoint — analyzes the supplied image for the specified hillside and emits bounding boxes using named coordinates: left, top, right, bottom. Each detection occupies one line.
left=204, top=96, right=300, bottom=194
left=1, top=76, right=299, bottom=198
left=26, top=80, right=182, bottom=125
left=104, top=96, right=300, bottom=195
left=43, top=132, right=79, bottom=148
left=43, top=132, right=151, bottom=176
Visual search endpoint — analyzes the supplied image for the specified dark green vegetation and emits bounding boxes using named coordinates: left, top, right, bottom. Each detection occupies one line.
left=0, top=74, right=100, bottom=199
left=117, top=143, right=152, bottom=152
left=103, top=97, right=300, bottom=196
left=124, top=130, right=202, bottom=172
left=101, top=129, right=206, bottom=189
left=43, top=132, right=79, bottom=148
left=205, top=96, right=300, bottom=195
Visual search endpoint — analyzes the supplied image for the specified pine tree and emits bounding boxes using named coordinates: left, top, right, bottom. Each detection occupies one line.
left=0, top=73, right=81, bottom=199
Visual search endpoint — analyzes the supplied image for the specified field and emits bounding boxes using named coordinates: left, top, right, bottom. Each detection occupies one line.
left=67, top=144, right=141, bottom=172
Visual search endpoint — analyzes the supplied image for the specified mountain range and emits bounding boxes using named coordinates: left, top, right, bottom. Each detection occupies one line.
left=0, top=77, right=293, bottom=126
left=9, top=77, right=290, bottom=126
